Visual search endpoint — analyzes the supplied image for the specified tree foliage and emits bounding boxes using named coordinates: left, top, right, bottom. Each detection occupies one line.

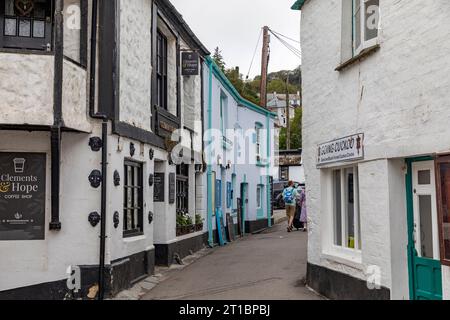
left=212, top=47, right=225, bottom=72
left=279, top=107, right=302, bottom=150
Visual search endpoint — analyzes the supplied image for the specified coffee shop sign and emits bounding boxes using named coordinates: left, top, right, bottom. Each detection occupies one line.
left=317, top=133, right=364, bottom=166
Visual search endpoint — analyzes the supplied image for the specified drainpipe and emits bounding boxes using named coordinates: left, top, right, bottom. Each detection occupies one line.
left=98, top=122, right=108, bottom=300
left=206, top=60, right=214, bottom=247
left=88, top=0, right=108, bottom=300
left=49, top=0, right=64, bottom=231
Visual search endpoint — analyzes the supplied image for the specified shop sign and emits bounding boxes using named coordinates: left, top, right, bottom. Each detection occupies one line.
left=181, top=52, right=199, bottom=76
left=154, top=173, right=165, bottom=202
left=0, top=153, right=46, bottom=241
left=317, top=133, right=364, bottom=167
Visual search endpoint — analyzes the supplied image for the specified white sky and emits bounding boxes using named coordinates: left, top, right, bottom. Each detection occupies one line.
left=170, top=0, right=301, bottom=79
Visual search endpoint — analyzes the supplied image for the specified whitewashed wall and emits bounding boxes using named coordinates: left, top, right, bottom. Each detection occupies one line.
left=0, top=54, right=54, bottom=126
left=119, top=0, right=153, bottom=131
left=301, top=0, right=450, bottom=298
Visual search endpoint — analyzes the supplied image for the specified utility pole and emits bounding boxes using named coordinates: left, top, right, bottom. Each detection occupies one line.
left=260, top=26, right=270, bottom=108
left=285, top=72, right=291, bottom=150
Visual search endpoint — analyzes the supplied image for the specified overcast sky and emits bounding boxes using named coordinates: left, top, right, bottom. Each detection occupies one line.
left=170, top=0, right=301, bottom=79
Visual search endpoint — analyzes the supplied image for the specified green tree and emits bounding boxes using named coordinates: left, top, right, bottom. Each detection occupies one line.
left=224, top=67, right=260, bottom=105
left=267, top=79, right=298, bottom=95
left=212, top=47, right=225, bottom=72
left=279, top=107, right=302, bottom=150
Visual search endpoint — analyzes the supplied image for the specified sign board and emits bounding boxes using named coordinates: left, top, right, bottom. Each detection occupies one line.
left=0, top=153, right=46, bottom=241
left=226, top=213, right=235, bottom=242
left=317, top=133, right=364, bottom=167
left=169, top=173, right=176, bottom=204
left=181, top=52, right=199, bottom=76
left=154, top=173, right=165, bottom=202
left=215, top=180, right=222, bottom=208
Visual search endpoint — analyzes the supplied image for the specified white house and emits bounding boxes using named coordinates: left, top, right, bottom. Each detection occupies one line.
left=293, top=0, right=450, bottom=300
left=0, top=0, right=208, bottom=299
left=203, top=57, right=277, bottom=243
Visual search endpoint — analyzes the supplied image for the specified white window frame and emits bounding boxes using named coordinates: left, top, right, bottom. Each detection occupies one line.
left=332, top=166, right=361, bottom=252
left=255, top=126, right=262, bottom=159
left=257, top=185, right=263, bottom=209
left=352, top=0, right=380, bottom=56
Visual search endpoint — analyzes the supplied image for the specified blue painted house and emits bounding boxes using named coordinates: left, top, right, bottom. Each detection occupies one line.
left=203, top=57, right=277, bottom=245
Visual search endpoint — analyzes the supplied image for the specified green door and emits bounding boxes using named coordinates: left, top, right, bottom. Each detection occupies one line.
left=407, top=159, right=443, bottom=300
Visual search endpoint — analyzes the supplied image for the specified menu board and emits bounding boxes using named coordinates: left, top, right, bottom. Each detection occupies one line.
left=0, top=153, right=46, bottom=241
left=153, top=173, right=165, bottom=202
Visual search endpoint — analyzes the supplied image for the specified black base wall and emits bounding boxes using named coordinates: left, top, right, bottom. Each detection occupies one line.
left=155, top=232, right=208, bottom=266
left=306, top=263, right=391, bottom=300
left=245, top=219, right=274, bottom=234
left=0, top=249, right=155, bottom=300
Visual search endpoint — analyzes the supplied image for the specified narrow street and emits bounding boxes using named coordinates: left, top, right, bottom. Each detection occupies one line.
left=141, top=218, right=322, bottom=300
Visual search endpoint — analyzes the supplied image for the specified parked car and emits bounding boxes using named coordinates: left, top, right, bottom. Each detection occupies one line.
left=272, top=181, right=304, bottom=209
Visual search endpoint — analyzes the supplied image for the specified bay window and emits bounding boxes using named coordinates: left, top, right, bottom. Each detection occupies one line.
left=333, top=166, right=361, bottom=250
left=0, top=0, right=53, bottom=51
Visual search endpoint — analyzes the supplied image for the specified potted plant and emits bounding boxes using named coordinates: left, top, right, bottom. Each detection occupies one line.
left=195, top=214, right=204, bottom=232
left=176, top=214, right=187, bottom=236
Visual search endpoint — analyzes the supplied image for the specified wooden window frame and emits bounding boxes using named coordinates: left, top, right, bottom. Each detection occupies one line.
left=0, top=0, right=54, bottom=51
left=435, top=155, right=450, bottom=266
left=156, top=29, right=168, bottom=110
left=123, top=160, right=144, bottom=238
left=176, top=164, right=189, bottom=216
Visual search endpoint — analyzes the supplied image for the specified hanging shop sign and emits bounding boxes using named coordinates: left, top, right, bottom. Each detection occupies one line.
left=181, top=52, right=199, bottom=76
left=0, top=153, right=46, bottom=241
left=317, top=133, right=364, bottom=167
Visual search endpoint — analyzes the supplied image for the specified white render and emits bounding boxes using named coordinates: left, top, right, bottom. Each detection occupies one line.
left=119, top=0, right=153, bottom=132
left=0, top=0, right=206, bottom=297
left=301, top=0, right=450, bottom=299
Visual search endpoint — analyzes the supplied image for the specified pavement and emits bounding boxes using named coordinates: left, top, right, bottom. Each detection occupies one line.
left=116, top=220, right=322, bottom=301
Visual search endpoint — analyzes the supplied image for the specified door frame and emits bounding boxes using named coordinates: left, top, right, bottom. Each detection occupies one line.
left=241, top=182, right=248, bottom=235
left=406, top=156, right=443, bottom=300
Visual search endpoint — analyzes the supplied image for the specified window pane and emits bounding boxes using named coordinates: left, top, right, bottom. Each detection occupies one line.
left=418, top=170, right=431, bottom=185
left=334, top=170, right=342, bottom=246
left=19, top=19, right=31, bottom=37
left=33, top=20, right=45, bottom=38
left=365, top=0, right=379, bottom=41
left=354, top=1, right=361, bottom=50
left=346, top=168, right=355, bottom=249
left=4, top=18, right=17, bottom=36
left=439, top=164, right=450, bottom=261
left=5, top=0, right=14, bottom=15
left=418, top=195, right=434, bottom=259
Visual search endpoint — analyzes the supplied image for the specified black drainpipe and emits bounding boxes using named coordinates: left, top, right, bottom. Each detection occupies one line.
left=49, top=0, right=64, bottom=231
left=89, top=0, right=108, bottom=300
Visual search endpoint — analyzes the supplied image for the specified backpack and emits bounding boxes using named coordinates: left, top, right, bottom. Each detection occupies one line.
left=284, top=188, right=294, bottom=204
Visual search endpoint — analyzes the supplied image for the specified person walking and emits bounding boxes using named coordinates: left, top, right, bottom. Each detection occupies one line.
left=282, top=181, right=297, bottom=232
left=297, top=186, right=308, bottom=232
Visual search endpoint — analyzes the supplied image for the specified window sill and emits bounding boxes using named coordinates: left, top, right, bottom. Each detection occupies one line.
left=322, top=247, right=363, bottom=271
left=123, top=233, right=146, bottom=242
left=0, top=48, right=54, bottom=56
left=335, top=44, right=380, bottom=72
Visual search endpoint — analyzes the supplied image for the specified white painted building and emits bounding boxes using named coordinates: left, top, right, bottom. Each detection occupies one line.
left=0, top=0, right=209, bottom=299
left=203, top=57, right=277, bottom=241
left=293, top=0, right=450, bottom=300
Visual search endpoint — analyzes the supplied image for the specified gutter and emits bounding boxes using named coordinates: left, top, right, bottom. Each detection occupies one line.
left=49, top=0, right=64, bottom=231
